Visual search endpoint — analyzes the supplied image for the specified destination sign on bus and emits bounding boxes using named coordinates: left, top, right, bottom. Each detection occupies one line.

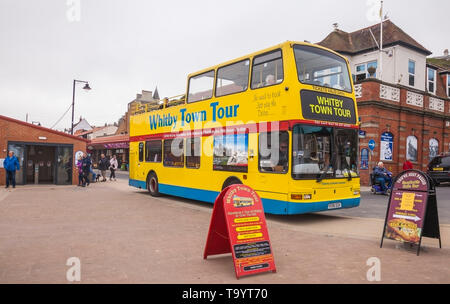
left=300, top=90, right=356, bottom=124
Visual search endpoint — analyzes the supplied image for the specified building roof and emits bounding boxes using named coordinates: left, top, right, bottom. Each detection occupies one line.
left=318, top=20, right=432, bottom=56
left=427, top=56, right=450, bottom=73
left=89, top=134, right=129, bottom=144
left=153, top=86, right=160, bottom=100
left=0, top=115, right=89, bottom=142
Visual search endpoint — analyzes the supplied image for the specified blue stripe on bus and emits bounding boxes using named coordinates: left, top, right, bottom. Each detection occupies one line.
left=129, top=179, right=360, bottom=215
left=129, top=178, right=147, bottom=189
left=159, top=183, right=220, bottom=203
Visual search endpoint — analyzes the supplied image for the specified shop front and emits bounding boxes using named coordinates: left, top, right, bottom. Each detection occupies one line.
left=88, top=134, right=129, bottom=170
left=0, top=115, right=87, bottom=186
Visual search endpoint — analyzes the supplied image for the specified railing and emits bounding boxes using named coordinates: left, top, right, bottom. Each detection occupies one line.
left=131, top=94, right=186, bottom=115
left=355, top=80, right=448, bottom=113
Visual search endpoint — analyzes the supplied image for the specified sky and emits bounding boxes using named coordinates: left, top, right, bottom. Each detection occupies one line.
left=0, top=0, right=448, bottom=130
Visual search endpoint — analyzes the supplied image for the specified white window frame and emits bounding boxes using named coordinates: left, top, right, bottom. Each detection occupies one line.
left=355, top=60, right=377, bottom=81
left=447, top=74, right=450, bottom=97
left=408, top=59, right=416, bottom=87
left=427, top=67, right=436, bottom=94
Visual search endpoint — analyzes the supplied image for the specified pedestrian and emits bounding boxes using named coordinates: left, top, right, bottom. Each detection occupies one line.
left=98, top=153, right=110, bottom=182
left=109, top=155, right=118, bottom=181
left=76, top=155, right=84, bottom=186
left=81, top=153, right=91, bottom=187
left=89, top=159, right=97, bottom=182
left=4, top=151, right=20, bottom=188
left=403, top=159, right=413, bottom=171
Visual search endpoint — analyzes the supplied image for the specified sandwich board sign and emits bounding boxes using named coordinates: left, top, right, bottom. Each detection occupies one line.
left=380, top=170, right=441, bottom=255
left=203, top=184, right=276, bottom=279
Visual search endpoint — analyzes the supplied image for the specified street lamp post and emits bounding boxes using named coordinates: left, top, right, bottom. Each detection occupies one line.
left=71, top=79, right=91, bottom=135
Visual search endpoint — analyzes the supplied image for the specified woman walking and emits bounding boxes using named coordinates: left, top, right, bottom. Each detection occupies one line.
left=109, top=155, right=118, bottom=181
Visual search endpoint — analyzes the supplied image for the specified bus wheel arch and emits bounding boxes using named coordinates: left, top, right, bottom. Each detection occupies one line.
left=147, top=171, right=161, bottom=197
left=222, top=177, right=242, bottom=191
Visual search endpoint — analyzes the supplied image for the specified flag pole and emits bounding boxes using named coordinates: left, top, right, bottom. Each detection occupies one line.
left=379, top=0, right=383, bottom=82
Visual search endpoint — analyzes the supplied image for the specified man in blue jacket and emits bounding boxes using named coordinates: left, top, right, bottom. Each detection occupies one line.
left=4, top=151, right=20, bottom=188
left=373, top=161, right=392, bottom=194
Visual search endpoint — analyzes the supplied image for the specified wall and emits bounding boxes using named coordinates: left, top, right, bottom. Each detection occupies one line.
left=355, top=80, right=450, bottom=185
left=348, top=45, right=427, bottom=92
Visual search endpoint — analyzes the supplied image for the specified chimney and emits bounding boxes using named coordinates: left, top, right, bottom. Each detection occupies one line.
left=333, top=23, right=339, bottom=31
left=444, top=49, right=449, bottom=56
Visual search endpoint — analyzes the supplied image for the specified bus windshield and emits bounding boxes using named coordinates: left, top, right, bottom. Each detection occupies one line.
left=292, top=125, right=358, bottom=179
left=294, top=44, right=352, bottom=93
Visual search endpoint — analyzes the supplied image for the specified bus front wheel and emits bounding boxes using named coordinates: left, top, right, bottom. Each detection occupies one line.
left=222, top=177, right=242, bottom=191
left=147, top=172, right=161, bottom=197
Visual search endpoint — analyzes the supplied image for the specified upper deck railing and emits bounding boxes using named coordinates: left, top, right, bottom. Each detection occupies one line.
left=131, top=94, right=186, bottom=115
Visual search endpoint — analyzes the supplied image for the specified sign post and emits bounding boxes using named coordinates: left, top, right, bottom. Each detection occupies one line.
left=204, top=184, right=276, bottom=279
left=380, top=170, right=442, bottom=255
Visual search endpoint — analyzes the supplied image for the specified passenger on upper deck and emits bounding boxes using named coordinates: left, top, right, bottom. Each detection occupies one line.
left=265, top=74, right=275, bottom=86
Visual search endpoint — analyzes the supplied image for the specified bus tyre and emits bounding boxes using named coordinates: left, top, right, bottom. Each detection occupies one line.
left=222, top=177, right=242, bottom=191
left=147, top=172, right=161, bottom=197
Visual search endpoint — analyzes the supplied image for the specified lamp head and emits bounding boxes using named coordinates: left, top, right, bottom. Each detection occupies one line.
left=83, top=83, right=91, bottom=90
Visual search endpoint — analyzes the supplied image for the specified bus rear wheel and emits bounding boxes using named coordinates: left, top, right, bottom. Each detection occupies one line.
left=147, top=172, right=161, bottom=197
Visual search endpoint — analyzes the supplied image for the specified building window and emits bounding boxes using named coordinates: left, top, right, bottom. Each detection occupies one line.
left=355, top=61, right=377, bottom=81
left=406, top=135, right=418, bottom=162
left=216, top=59, right=250, bottom=97
left=408, top=60, right=415, bottom=87
left=447, top=75, right=450, bottom=97
left=429, top=138, right=439, bottom=160
left=427, top=67, right=436, bottom=94
left=145, top=140, right=162, bottom=163
left=258, top=131, right=289, bottom=173
left=163, top=139, right=184, bottom=167
left=185, top=137, right=201, bottom=169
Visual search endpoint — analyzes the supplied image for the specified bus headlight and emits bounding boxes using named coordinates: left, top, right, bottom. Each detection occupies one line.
left=353, top=189, right=360, bottom=195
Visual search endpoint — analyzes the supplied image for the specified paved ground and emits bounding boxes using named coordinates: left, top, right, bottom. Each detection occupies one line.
left=0, top=179, right=449, bottom=284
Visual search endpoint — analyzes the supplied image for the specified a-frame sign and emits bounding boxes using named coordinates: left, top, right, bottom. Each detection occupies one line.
left=203, top=184, right=276, bottom=279
left=380, top=170, right=442, bottom=255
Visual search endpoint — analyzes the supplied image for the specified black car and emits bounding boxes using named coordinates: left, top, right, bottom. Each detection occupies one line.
left=427, top=154, right=450, bottom=185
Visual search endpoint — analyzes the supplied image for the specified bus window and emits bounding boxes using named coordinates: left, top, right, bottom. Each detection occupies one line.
left=186, top=137, right=201, bottom=169
left=138, top=142, right=144, bottom=162
left=259, top=131, right=289, bottom=173
left=145, top=140, right=162, bottom=163
left=334, top=129, right=358, bottom=177
left=294, top=44, right=352, bottom=93
left=216, top=59, right=250, bottom=97
left=213, top=134, right=248, bottom=173
left=251, top=50, right=283, bottom=89
left=163, top=138, right=184, bottom=167
left=187, top=70, right=215, bottom=103
left=292, top=125, right=332, bottom=179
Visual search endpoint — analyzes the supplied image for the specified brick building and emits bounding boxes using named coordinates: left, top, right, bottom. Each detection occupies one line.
left=319, top=20, right=450, bottom=185
left=0, top=115, right=88, bottom=186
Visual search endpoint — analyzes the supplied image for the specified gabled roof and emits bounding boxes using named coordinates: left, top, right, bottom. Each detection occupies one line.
left=318, top=20, right=432, bottom=56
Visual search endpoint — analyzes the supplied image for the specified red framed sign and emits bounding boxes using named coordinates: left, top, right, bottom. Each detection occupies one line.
left=203, top=184, right=276, bottom=279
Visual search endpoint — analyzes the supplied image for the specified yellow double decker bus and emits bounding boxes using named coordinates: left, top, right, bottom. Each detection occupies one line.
left=129, top=41, right=360, bottom=215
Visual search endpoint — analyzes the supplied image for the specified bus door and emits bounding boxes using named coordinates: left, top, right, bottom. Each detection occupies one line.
left=253, top=131, right=290, bottom=200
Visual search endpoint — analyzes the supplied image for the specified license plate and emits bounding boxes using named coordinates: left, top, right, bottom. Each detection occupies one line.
left=433, top=168, right=444, bottom=171
left=328, top=202, right=342, bottom=209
